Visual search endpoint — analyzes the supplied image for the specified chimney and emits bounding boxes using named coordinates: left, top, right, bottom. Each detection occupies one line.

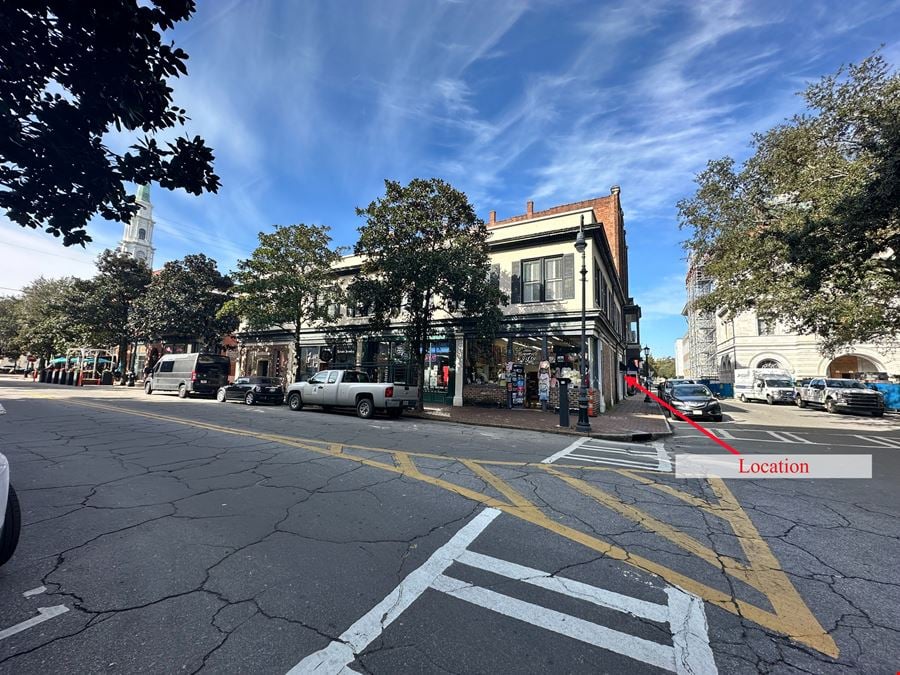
left=489, top=210, right=496, bottom=225
left=610, top=185, right=620, bottom=196
left=526, top=200, right=534, bottom=217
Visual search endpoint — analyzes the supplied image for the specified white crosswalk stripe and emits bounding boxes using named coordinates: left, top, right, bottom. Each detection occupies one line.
left=542, top=438, right=672, bottom=472
left=853, top=434, right=900, bottom=449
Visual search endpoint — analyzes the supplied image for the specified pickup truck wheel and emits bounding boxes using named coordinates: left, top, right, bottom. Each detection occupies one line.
left=288, top=392, right=303, bottom=411
left=387, top=408, right=402, bottom=419
left=739, top=393, right=746, bottom=403
left=245, top=392, right=255, bottom=406
left=825, top=399, right=837, bottom=414
left=796, top=397, right=806, bottom=408
left=872, top=411, right=884, bottom=417
left=0, top=485, right=21, bottom=566
left=178, top=384, right=188, bottom=399
left=144, top=381, right=153, bottom=395
left=766, top=395, right=774, bottom=405
left=356, top=397, right=374, bottom=419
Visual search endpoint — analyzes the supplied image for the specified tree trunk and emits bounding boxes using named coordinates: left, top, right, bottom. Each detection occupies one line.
left=118, top=338, right=129, bottom=384
left=416, top=347, right=425, bottom=412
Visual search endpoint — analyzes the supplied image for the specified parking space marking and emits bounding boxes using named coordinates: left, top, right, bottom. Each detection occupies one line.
left=0, top=606, right=69, bottom=641
left=288, top=508, right=501, bottom=674
left=293, top=508, right=715, bottom=675
left=542, top=438, right=672, bottom=472
left=712, top=429, right=735, bottom=439
left=854, top=434, right=900, bottom=449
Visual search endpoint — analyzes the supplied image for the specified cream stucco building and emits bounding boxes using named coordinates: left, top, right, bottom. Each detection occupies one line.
left=237, top=188, right=643, bottom=411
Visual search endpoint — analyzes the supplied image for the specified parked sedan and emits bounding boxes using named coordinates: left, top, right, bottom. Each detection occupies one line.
left=216, top=376, right=284, bottom=406
left=664, top=383, right=723, bottom=421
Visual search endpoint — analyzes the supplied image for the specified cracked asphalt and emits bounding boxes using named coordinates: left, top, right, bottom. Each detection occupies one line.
left=0, top=378, right=898, bottom=674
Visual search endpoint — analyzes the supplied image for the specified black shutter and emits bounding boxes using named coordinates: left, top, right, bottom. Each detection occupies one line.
left=563, top=254, right=575, bottom=299
left=491, top=264, right=500, bottom=289
left=511, top=261, right=521, bottom=304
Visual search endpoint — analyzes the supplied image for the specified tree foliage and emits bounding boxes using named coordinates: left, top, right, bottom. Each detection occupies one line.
left=351, top=178, right=506, bottom=409
left=12, top=276, right=79, bottom=363
left=224, top=224, right=343, bottom=382
left=0, top=296, right=24, bottom=358
left=678, top=53, right=900, bottom=352
left=63, top=250, right=151, bottom=371
left=132, top=254, right=236, bottom=350
left=648, top=355, right=676, bottom=380
left=0, top=0, right=219, bottom=246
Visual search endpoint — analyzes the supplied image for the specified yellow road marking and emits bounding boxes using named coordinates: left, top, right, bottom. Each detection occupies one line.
left=16, top=395, right=838, bottom=657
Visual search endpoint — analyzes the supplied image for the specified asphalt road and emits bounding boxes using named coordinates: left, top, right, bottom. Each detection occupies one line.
left=0, top=379, right=898, bottom=674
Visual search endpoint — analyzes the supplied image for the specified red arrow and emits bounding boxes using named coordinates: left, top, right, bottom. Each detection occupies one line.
left=624, top=375, right=741, bottom=456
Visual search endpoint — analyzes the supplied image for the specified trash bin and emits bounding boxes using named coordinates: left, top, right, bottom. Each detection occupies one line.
left=101, top=370, right=114, bottom=386
left=39, top=369, right=47, bottom=383
left=66, top=369, right=75, bottom=386
left=51, top=369, right=60, bottom=384
left=126, top=371, right=135, bottom=387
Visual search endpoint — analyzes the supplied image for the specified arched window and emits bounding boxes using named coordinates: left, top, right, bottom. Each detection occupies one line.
left=138, top=228, right=146, bottom=240
left=756, top=359, right=781, bottom=369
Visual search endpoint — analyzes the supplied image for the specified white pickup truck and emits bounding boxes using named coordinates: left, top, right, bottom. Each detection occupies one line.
left=734, top=368, right=795, bottom=404
left=795, top=377, right=885, bottom=416
left=285, top=369, right=419, bottom=419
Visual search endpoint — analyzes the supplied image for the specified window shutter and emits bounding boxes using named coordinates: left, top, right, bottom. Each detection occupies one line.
left=563, top=254, right=575, bottom=299
left=511, top=261, right=521, bottom=303
left=491, top=264, right=500, bottom=290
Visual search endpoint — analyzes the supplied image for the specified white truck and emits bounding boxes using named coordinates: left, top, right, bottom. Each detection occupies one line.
left=734, top=368, right=795, bottom=404
left=795, top=378, right=885, bottom=416
left=285, top=369, right=419, bottom=419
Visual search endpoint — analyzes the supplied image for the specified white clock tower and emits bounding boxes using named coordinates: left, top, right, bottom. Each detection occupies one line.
left=118, top=184, right=155, bottom=268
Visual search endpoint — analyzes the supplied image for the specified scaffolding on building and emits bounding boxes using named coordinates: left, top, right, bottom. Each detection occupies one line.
left=685, top=263, right=718, bottom=380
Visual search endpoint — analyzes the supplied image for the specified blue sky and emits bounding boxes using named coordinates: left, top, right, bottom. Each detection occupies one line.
left=2, top=0, right=900, bottom=356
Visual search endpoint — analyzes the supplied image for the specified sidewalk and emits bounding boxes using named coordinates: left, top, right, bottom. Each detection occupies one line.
left=411, top=393, right=672, bottom=441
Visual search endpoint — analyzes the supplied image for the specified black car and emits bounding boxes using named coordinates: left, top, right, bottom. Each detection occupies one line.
left=216, top=376, right=284, bottom=405
left=664, top=384, right=722, bottom=421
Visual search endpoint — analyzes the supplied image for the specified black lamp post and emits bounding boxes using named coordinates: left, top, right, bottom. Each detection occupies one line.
left=643, top=345, right=651, bottom=402
left=575, top=218, right=591, bottom=433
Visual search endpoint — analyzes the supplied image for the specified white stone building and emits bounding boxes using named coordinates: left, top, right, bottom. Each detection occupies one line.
left=117, top=184, right=155, bottom=268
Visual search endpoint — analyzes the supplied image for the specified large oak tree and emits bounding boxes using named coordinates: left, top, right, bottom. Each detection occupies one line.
left=0, top=0, right=219, bottom=246
left=351, top=178, right=506, bottom=410
left=223, top=224, right=343, bottom=382
left=679, top=53, right=900, bottom=352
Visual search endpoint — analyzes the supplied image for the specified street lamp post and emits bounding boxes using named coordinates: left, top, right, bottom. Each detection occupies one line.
left=575, top=217, right=591, bottom=433
left=643, top=345, right=652, bottom=402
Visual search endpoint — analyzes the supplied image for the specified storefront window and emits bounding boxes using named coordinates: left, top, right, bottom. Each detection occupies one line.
left=423, top=342, right=451, bottom=393
left=465, top=338, right=505, bottom=385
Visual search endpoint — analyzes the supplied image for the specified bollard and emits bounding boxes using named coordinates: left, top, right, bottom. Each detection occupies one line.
left=558, top=378, right=571, bottom=427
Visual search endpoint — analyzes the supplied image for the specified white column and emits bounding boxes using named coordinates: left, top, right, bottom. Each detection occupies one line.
left=596, top=339, right=606, bottom=413
left=453, top=336, right=465, bottom=406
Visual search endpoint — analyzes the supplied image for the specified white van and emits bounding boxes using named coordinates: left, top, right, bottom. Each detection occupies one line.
left=734, top=368, right=795, bottom=404
left=145, top=353, right=231, bottom=398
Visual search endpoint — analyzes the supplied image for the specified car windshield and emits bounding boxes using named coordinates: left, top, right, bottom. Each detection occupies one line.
left=673, top=385, right=712, bottom=397
left=825, top=379, right=865, bottom=388
left=765, top=379, right=792, bottom=387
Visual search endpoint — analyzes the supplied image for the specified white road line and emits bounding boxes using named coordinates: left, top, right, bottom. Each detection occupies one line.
left=430, top=574, right=675, bottom=672
left=713, top=429, right=735, bottom=439
left=665, top=588, right=718, bottom=675
left=567, top=454, right=661, bottom=469
left=456, top=550, right=669, bottom=623
left=854, top=434, right=900, bottom=448
left=655, top=442, right=672, bottom=472
left=576, top=446, right=659, bottom=458
left=287, top=508, right=501, bottom=674
left=541, top=437, right=588, bottom=464
left=781, top=432, right=812, bottom=444
left=22, top=586, right=46, bottom=598
left=0, top=606, right=69, bottom=641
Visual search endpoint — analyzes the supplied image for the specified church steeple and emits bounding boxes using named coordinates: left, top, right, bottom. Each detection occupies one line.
left=118, top=184, right=156, bottom=268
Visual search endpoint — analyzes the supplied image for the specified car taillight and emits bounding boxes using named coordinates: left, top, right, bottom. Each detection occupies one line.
left=191, top=370, right=198, bottom=382
left=385, top=386, right=394, bottom=398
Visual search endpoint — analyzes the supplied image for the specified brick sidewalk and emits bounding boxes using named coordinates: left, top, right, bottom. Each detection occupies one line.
left=412, top=392, right=671, bottom=441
